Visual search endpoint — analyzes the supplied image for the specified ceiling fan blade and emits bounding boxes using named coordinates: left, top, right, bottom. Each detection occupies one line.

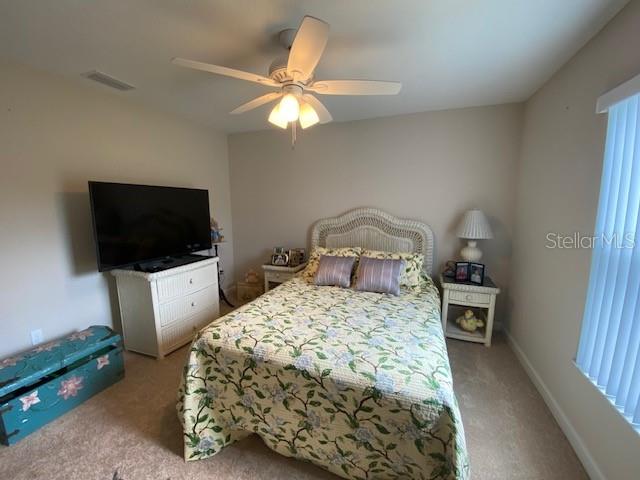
left=287, top=16, right=329, bottom=82
left=309, top=80, right=402, bottom=95
left=230, top=92, right=282, bottom=114
left=302, top=94, right=332, bottom=124
left=172, top=57, right=279, bottom=87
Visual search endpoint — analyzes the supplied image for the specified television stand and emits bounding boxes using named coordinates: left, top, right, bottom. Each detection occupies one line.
left=111, top=257, right=220, bottom=358
left=132, top=254, right=212, bottom=273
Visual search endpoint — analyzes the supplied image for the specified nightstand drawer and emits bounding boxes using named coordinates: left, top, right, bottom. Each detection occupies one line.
left=266, top=271, right=294, bottom=283
left=449, top=290, right=491, bottom=305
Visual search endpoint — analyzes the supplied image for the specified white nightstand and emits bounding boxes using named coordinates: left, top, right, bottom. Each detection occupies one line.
left=262, top=263, right=307, bottom=292
left=440, top=274, right=500, bottom=347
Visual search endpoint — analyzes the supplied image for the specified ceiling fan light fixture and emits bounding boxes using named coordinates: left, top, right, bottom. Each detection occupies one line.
left=279, top=93, right=300, bottom=122
left=299, top=102, right=319, bottom=129
left=172, top=16, right=402, bottom=136
left=268, top=104, right=288, bottom=129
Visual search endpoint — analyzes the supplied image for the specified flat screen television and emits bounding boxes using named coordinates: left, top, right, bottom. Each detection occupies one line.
left=88, top=181, right=212, bottom=271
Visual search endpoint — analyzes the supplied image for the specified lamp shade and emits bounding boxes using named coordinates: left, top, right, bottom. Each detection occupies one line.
left=456, top=209, right=493, bottom=239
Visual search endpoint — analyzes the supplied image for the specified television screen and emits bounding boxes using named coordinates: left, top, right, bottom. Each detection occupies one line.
left=89, top=181, right=211, bottom=271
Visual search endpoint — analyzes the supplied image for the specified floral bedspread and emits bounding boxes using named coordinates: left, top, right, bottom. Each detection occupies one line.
left=177, top=276, right=469, bottom=480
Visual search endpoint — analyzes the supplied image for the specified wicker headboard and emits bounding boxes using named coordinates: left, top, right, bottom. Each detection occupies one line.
left=310, top=207, right=435, bottom=275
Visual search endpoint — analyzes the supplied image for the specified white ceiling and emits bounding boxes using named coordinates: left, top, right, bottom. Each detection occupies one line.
left=0, top=0, right=629, bottom=133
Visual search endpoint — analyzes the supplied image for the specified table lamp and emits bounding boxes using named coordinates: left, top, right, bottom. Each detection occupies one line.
left=456, top=209, right=493, bottom=261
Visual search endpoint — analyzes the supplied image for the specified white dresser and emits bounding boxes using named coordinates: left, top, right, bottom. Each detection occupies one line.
left=111, top=258, right=220, bottom=358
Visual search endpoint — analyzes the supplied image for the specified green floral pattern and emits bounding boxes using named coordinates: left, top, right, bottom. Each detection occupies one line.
left=177, top=276, right=469, bottom=480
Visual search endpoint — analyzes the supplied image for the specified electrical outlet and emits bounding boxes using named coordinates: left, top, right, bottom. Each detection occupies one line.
left=30, top=329, right=43, bottom=346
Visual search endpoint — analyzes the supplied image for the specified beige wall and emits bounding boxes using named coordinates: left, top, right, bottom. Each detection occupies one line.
left=509, top=1, right=640, bottom=479
left=0, top=59, right=233, bottom=358
left=229, top=104, right=523, bottom=321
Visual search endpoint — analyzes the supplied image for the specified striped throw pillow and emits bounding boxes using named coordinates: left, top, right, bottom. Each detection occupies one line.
left=301, top=246, right=362, bottom=282
left=314, top=255, right=357, bottom=288
left=361, top=249, right=424, bottom=290
left=355, top=256, right=405, bottom=295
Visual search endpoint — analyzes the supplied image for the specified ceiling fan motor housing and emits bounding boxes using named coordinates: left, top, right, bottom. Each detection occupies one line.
left=269, top=57, right=312, bottom=86
left=269, top=28, right=312, bottom=84
left=268, top=55, right=289, bottom=82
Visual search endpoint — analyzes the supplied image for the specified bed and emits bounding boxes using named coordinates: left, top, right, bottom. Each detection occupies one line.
left=177, top=208, right=469, bottom=480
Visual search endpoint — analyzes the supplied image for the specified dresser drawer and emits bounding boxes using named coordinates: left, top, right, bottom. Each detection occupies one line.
left=161, top=306, right=219, bottom=352
left=156, top=264, right=217, bottom=302
left=159, top=284, right=218, bottom=327
left=191, top=304, right=219, bottom=330
left=449, top=290, right=491, bottom=305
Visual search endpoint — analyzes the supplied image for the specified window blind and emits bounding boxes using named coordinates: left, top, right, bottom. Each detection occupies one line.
left=576, top=92, right=640, bottom=431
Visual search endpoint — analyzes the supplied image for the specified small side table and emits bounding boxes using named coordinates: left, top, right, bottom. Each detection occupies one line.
left=262, top=263, right=307, bottom=292
left=440, top=275, right=500, bottom=347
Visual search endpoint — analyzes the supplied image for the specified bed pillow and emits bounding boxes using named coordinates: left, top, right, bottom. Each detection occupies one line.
left=314, top=255, right=357, bottom=288
left=301, top=246, right=363, bottom=282
left=361, top=249, right=424, bottom=289
left=355, top=256, right=405, bottom=295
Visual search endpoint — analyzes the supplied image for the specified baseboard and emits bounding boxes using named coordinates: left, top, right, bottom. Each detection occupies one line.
left=504, top=330, right=604, bottom=480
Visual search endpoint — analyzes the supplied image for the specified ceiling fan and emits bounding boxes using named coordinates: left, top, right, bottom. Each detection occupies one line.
left=172, top=15, right=401, bottom=139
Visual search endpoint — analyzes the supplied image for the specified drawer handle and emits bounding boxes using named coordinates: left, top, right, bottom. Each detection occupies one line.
left=189, top=278, right=194, bottom=285
left=191, top=301, right=196, bottom=307
left=466, top=294, right=472, bottom=301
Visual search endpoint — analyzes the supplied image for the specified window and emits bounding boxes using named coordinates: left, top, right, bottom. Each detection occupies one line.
left=576, top=89, right=640, bottom=432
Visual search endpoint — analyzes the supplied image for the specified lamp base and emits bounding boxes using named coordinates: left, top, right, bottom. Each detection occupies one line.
left=460, top=240, right=482, bottom=262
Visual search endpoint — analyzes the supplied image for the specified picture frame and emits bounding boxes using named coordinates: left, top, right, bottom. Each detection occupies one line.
left=273, top=246, right=286, bottom=255
left=455, top=262, right=470, bottom=282
left=443, top=260, right=456, bottom=278
left=469, top=262, right=485, bottom=285
left=288, top=248, right=305, bottom=267
left=271, top=253, right=289, bottom=266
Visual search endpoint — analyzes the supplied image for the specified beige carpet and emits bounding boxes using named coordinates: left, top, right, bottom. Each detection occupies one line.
left=0, top=334, right=587, bottom=480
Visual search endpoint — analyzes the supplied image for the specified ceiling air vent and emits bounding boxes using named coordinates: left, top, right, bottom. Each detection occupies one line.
left=82, top=70, right=135, bottom=91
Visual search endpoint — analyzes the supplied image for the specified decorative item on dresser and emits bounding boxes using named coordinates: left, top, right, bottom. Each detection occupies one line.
left=0, top=326, right=123, bottom=445
left=456, top=208, right=493, bottom=261
left=440, top=274, right=500, bottom=347
left=111, top=257, right=220, bottom=358
left=209, top=217, right=225, bottom=243
left=262, top=262, right=307, bottom=292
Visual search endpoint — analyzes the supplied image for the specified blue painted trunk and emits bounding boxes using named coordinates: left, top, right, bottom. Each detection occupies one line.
left=0, top=326, right=124, bottom=445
